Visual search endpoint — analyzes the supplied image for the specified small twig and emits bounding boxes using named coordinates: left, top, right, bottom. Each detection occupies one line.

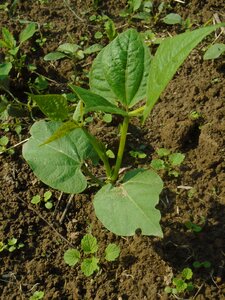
left=18, top=196, right=74, bottom=248
left=53, top=191, right=63, bottom=216
left=0, top=138, right=29, bottom=155
left=62, top=0, right=84, bottom=22
left=59, top=194, right=74, bottom=224
left=173, top=0, right=185, bottom=3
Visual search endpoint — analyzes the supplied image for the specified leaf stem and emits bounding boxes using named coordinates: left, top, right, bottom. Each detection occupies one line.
left=111, top=116, right=129, bottom=182
left=82, top=128, right=112, bottom=179
left=82, top=164, right=104, bottom=186
left=128, top=105, right=145, bottom=117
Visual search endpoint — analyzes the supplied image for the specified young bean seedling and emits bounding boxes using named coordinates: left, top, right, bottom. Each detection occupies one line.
left=23, top=23, right=224, bottom=237
left=64, top=233, right=120, bottom=276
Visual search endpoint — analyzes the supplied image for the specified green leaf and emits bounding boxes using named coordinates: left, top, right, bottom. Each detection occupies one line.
left=41, top=121, right=79, bottom=145
left=64, top=248, right=80, bottom=266
left=0, top=136, right=9, bottom=146
left=81, top=234, right=98, bottom=254
left=129, top=0, right=142, bottom=11
left=173, top=278, right=187, bottom=293
left=45, top=202, right=53, bottom=209
left=104, top=19, right=117, bottom=41
left=182, top=268, right=193, bottom=280
left=105, top=243, right=120, bottom=261
left=94, top=31, right=103, bottom=39
left=44, top=191, right=52, bottom=201
left=44, top=52, right=68, bottom=61
left=203, top=43, right=225, bottom=60
left=29, top=291, right=45, bottom=300
left=8, top=238, right=17, bottom=246
left=169, top=153, right=185, bottom=166
left=84, top=43, right=103, bottom=55
left=19, top=23, right=37, bottom=44
left=57, top=43, right=79, bottom=54
left=69, top=85, right=128, bottom=116
left=90, top=29, right=151, bottom=107
left=2, top=27, right=16, bottom=48
left=150, top=159, right=165, bottom=170
left=31, top=94, right=68, bottom=121
left=143, top=23, right=225, bottom=121
left=163, top=13, right=182, bottom=25
left=164, top=287, right=172, bottom=294
left=156, top=148, right=171, bottom=157
left=81, top=257, right=100, bottom=276
left=31, top=195, right=41, bottom=204
left=22, top=120, right=96, bottom=194
left=0, top=62, right=12, bottom=76
left=94, top=169, right=163, bottom=236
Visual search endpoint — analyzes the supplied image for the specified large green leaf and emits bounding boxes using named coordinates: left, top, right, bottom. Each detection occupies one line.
left=143, top=23, right=225, bottom=121
left=94, top=169, right=163, bottom=236
left=31, top=94, right=68, bottom=121
left=90, top=29, right=151, bottom=108
left=69, top=85, right=128, bottom=116
left=22, top=121, right=96, bottom=194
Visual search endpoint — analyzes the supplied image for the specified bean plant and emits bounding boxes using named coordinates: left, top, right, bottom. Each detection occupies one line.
left=23, top=24, right=223, bottom=237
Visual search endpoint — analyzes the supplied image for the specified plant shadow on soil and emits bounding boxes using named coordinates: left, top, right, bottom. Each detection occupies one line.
left=154, top=200, right=225, bottom=281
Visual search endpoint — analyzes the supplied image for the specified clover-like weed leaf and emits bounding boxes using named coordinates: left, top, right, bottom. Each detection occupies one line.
left=94, top=169, right=163, bottom=236
left=23, top=120, right=96, bottom=194
left=81, top=234, right=98, bottom=254
left=81, top=257, right=100, bottom=276
left=64, top=248, right=80, bottom=267
left=105, top=243, right=120, bottom=261
left=90, top=29, right=151, bottom=108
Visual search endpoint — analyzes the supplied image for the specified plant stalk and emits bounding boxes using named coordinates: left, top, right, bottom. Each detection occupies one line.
left=111, top=116, right=129, bottom=182
left=128, top=105, right=145, bottom=117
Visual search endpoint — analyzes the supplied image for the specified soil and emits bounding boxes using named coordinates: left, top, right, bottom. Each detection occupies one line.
left=0, top=0, right=225, bottom=299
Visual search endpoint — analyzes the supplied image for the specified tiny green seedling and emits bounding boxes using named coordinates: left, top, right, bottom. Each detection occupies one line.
left=163, top=13, right=192, bottom=30
left=0, top=23, right=37, bottom=76
left=203, top=43, right=225, bottom=60
left=165, top=267, right=194, bottom=296
left=29, top=291, right=45, bottom=300
left=151, top=148, right=185, bottom=177
left=0, top=135, right=14, bottom=154
left=0, top=238, right=24, bottom=253
left=23, top=24, right=224, bottom=237
left=31, top=191, right=53, bottom=209
left=185, top=217, right=205, bottom=233
left=64, top=233, right=120, bottom=276
left=193, top=261, right=211, bottom=269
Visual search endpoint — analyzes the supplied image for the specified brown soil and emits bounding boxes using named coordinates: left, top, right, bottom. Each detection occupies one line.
left=0, top=0, right=225, bottom=299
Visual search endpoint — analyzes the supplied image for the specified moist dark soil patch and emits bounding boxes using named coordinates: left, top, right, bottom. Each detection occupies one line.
left=0, top=1, right=225, bottom=299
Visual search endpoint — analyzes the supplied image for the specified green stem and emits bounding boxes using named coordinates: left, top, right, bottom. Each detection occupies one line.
left=111, top=116, right=129, bottom=182
left=82, top=128, right=112, bottom=179
left=82, top=164, right=104, bottom=186
left=128, top=105, right=145, bottom=117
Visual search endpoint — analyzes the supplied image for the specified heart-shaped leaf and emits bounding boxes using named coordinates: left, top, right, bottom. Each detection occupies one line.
left=23, top=120, right=96, bottom=194
left=90, top=29, right=151, bottom=108
left=94, top=169, right=163, bottom=236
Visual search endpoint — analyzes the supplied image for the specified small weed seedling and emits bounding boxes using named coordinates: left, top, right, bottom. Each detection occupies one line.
left=23, top=23, right=224, bottom=237
left=64, top=234, right=120, bottom=276
left=0, top=238, right=24, bottom=253
left=165, top=267, right=194, bottom=296
left=193, top=260, right=211, bottom=269
left=151, top=148, right=185, bottom=177
left=163, top=13, right=192, bottom=30
left=29, top=291, right=45, bottom=300
left=0, top=23, right=37, bottom=76
left=203, top=43, right=225, bottom=60
left=185, top=217, right=205, bottom=233
left=31, top=191, right=53, bottom=209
